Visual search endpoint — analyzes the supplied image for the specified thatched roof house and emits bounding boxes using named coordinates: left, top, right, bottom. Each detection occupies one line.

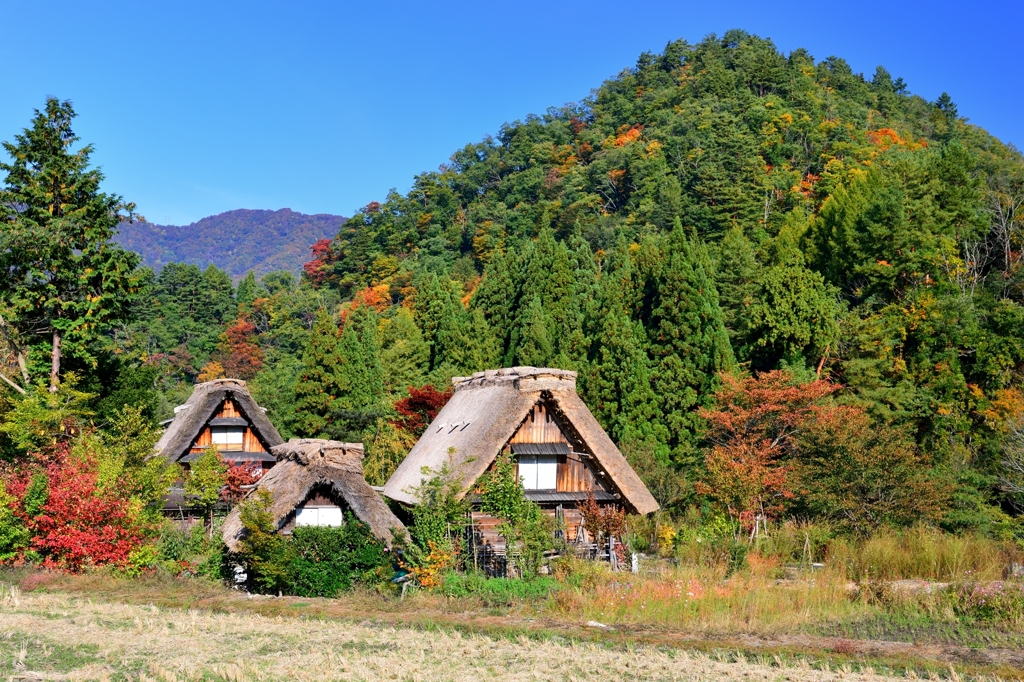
left=382, top=367, right=659, bottom=519
left=155, top=378, right=284, bottom=470
left=222, top=439, right=405, bottom=551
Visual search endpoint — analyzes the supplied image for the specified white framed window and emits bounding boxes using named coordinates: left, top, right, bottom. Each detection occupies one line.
left=518, top=455, right=558, bottom=490
left=210, top=426, right=245, bottom=450
left=295, top=505, right=344, bottom=527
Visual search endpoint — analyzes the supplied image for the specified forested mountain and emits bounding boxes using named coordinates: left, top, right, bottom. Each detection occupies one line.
left=4, top=31, right=1024, bottom=540
left=115, top=208, right=345, bottom=278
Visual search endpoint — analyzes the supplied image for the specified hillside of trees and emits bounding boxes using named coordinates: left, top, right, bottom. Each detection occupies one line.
left=2, top=30, right=1024, bottom=570
left=115, top=208, right=346, bottom=278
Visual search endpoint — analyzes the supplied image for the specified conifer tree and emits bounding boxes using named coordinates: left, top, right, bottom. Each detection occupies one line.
left=0, top=98, right=140, bottom=390
left=336, top=305, right=384, bottom=411
left=648, top=219, right=735, bottom=462
left=584, top=257, right=665, bottom=450
left=470, top=248, right=519, bottom=362
left=380, top=307, right=429, bottom=397
left=236, top=272, right=267, bottom=308
left=516, top=297, right=555, bottom=367
left=326, top=304, right=384, bottom=439
left=714, top=225, right=760, bottom=360
left=449, top=308, right=502, bottom=373
left=414, top=273, right=467, bottom=371
left=294, top=309, right=342, bottom=437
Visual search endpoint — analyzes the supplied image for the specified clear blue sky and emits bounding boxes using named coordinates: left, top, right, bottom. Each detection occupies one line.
left=2, top=0, right=1021, bottom=226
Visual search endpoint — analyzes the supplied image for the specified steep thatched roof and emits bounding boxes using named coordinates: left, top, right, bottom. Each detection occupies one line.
left=222, top=439, right=406, bottom=551
left=381, top=367, right=659, bottom=515
left=154, top=379, right=284, bottom=463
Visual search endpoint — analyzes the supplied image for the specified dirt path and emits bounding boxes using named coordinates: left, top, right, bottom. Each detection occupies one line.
left=0, top=589, right=932, bottom=682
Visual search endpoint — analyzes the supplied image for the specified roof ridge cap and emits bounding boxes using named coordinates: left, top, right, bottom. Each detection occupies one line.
left=452, top=366, right=577, bottom=392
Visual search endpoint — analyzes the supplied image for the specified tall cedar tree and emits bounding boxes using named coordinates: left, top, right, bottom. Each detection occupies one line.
left=648, top=219, right=735, bottom=462
left=326, top=304, right=384, bottom=438
left=294, top=309, right=343, bottom=437
left=413, top=273, right=466, bottom=372
left=0, top=98, right=139, bottom=390
left=584, top=252, right=665, bottom=450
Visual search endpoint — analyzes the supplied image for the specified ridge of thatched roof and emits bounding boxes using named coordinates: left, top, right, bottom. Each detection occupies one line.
left=222, top=439, right=406, bottom=551
left=154, top=379, right=284, bottom=463
left=381, top=367, right=658, bottom=515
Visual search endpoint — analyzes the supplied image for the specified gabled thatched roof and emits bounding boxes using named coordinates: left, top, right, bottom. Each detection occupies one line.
left=154, top=379, right=284, bottom=463
left=381, top=367, right=659, bottom=515
left=222, top=439, right=406, bottom=551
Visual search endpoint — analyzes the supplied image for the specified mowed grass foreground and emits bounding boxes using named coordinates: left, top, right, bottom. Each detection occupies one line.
left=0, top=586, right=942, bottom=682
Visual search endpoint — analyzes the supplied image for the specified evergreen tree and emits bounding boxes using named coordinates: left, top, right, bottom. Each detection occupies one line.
left=515, top=296, right=554, bottom=367
left=0, top=98, right=140, bottom=390
left=236, top=272, right=267, bottom=308
left=470, top=248, right=519, bottom=362
left=747, top=264, right=841, bottom=370
left=414, top=273, right=467, bottom=371
left=293, top=309, right=343, bottom=437
left=713, top=225, right=760, bottom=360
left=379, top=307, right=429, bottom=397
left=325, top=305, right=384, bottom=440
left=583, top=257, right=666, bottom=452
left=449, top=308, right=502, bottom=373
left=648, top=219, right=735, bottom=462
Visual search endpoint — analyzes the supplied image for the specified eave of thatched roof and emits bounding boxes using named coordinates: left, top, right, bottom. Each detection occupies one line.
left=381, top=367, right=659, bottom=515
left=222, top=439, right=406, bottom=551
left=154, top=379, right=284, bottom=463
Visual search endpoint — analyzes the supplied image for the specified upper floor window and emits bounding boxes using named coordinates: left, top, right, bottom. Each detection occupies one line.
left=518, top=454, right=557, bottom=490
left=210, top=426, right=245, bottom=450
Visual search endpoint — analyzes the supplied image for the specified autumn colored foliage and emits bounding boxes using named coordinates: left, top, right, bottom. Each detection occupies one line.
left=220, top=317, right=264, bottom=379
left=3, top=444, right=153, bottom=571
left=697, top=371, right=840, bottom=527
left=392, top=385, right=452, bottom=436
left=303, top=238, right=333, bottom=285
left=222, top=460, right=262, bottom=504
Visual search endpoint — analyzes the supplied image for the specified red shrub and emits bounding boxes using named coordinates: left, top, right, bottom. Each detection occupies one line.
left=222, top=461, right=261, bottom=503
left=392, top=385, right=452, bottom=436
left=5, top=444, right=152, bottom=571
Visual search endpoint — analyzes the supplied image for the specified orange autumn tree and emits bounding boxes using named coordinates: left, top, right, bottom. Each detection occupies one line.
left=697, top=371, right=839, bottom=536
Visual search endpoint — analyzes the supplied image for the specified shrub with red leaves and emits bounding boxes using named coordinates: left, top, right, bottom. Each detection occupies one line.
left=391, top=385, right=452, bottom=436
left=222, top=461, right=261, bottom=503
left=5, top=444, right=152, bottom=571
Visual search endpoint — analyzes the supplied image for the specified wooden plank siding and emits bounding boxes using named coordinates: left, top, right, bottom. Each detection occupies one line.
left=508, top=403, right=568, bottom=445
left=188, top=398, right=268, bottom=454
left=495, top=402, right=605, bottom=494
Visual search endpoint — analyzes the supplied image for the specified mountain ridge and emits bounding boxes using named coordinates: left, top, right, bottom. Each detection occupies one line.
left=115, top=207, right=346, bottom=279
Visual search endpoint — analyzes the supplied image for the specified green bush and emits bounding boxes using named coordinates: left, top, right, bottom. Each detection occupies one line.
left=155, top=519, right=227, bottom=580
left=287, top=518, right=391, bottom=597
left=441, top=572, right=560, bottom=606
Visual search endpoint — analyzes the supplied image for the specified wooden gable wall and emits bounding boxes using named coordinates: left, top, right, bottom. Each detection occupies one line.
left=500, top=402, right=605, bottom=494
left=188, top=398, right=268, bottom=454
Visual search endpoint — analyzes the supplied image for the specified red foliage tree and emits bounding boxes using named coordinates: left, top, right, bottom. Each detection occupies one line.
left=696, top=371, right=840, bottom=530
left=222, top=460, right=261, bottom=504
left=220, top=317, right=263, bottom=379
left=391, top=385, right=452, bottom=436
left=5, top=444, right=152, bottom=571
left=303, top=238, right=333, bottom=286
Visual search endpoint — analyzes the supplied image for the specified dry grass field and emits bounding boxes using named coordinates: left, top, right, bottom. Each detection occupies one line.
left=0, top=585, right=946, bottom=682
left=0, top=575, right=1019, bottom=682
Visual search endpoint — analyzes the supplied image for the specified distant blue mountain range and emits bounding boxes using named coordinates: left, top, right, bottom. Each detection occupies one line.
left=115, top=208, right=346, bottom=279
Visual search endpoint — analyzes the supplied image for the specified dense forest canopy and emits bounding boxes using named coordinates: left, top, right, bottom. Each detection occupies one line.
left=3, top=30, right=1024, bottom=546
